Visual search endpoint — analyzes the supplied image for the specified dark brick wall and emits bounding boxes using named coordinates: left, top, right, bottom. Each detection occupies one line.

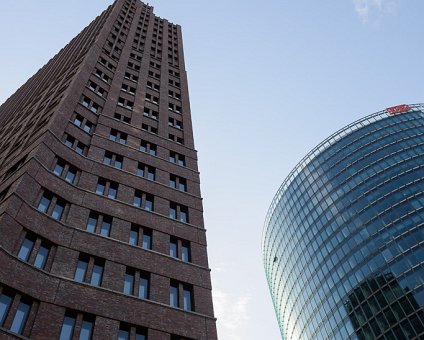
left=0, top=0, right=217, bottom=338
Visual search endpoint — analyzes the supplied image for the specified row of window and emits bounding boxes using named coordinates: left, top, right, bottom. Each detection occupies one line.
left=0, top=288, right=191, bottom=339
left=35, top=191, right=192, bottom=261
left=64, top=127, right=187, bottom=166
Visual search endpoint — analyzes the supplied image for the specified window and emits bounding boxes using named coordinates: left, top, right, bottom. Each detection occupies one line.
left=121, top=84, right=136, bottom=95
left=169, top=79, right=180, bottom=88
left=168, top=117, right=183, bottom=129
left=124, top=71, right=138, bottom=83
left=169, top=237, right=191, bottom=262
left=145, top=93, right=159, bottom=104
left=37, top=191, right=67, bottom=221
left=169, top=202, right=189, bottom=223
left=64, top=134, right=87, bottom=156
left=114, top=113, right=131, bottom=124
left=170, top=282, right=179, bottom=307
left=10, top=299, right=31, bottom=335
left=118, top=97, right=134, bottom=110
left=86, top=211, right=113, bottom=237
left=169, top=151, right=185, bottom=166
left=129, top=225, right=152, bottom=250
left=75, top=254, right=104, bottom=287
left=169, top=174, right=187, bottom=192
left=137, top=163, right=155, bottom=180
left=143, top=107, right=158, bottom=120
left=96, top=178, right=119, bottom=199
left=0, top=291, right=13, bottom=326
left=133, top=190, right=154, bottom=211
left=99, top=56, right=115, bottom=71
left=139, top=272, right=149, bottom=299
left=109, top=129, right=127, bottom=144
left=103, top=151, right=123, bottom=169
left=94, top=68, right=111, bottom=83
left=123, top=269, right=135, bottom=295
left=74, top=255, right=88, bottom=282
left=139, top=140, right=157, bottom=156
left=183, top=285, right=193, bottom=311
left=147, top=81, right=160, bottom=91
left=17, top=233, right=52, bottom=269
left=53, top=158, right=79, bottom=184
left=118, top=324, right=147, bottom=340
left=87, top=81, right=106, bottom=97
left=81, top=96, right=101, bottom=114
left=168, top=90, right=181, bottom=100
left=168, top=103, right=182, bottom=114
left=17, top=235, right=35, bottom=261
left=59, top=311, right=95, bottom=340
left=141, top=123, right=158, bottom=134
left=73, top=113, right=94, bottom=133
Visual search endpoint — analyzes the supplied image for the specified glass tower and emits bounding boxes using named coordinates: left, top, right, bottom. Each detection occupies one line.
left=262, top=104, right=424, bottom=339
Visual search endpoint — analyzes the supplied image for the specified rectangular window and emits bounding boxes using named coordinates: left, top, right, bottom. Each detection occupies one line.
left=169, top=202, right=189, bottom=223
left=100, top=215, right=112, bottom=237
left=129, top=225, right=152, bottom=250
left=169, top=237, right=191, bottom=262
left=80, top=315, right=95, bottom=340
left=109, top=129, right=127, bottom=144
left=96, top=178, right=119, bottom=199
left=10, top=299, right=31, bottom=335
left=133, top=191, right=154, bottom=211
left=169, top=174, right=187, bottom=192
left=139, top=273, right=149, bottom=299
left=169, top=151, right=185, bottom=166
left=91, top=259, right=104, bottom=287
left=183, top=285, right=193, bottom=311
left=0, top=292, right=13, bottom=326
left=37, top=191, right=67, bottom=221
left=34, top=243, right=50, bottom=269
left=104, top=151, right=123, bottom=169
left=59, top=311, right=95, bottom=340
left=18, top=236, right=35, bottom=261
left=170, top=282, right=179, bottom=307
left=86, top=212, right=98, bottom=233
left=139, top=140, right=157, bottom=156
left=123, top=269, right=135, bottom=295
left=137, top=163, right=155, bottom=180
left=74, top=255, right=89, bottom=282
left=59, top=314, right=76, bottom=340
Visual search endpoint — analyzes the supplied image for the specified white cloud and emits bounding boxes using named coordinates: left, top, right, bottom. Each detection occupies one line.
left=213, top=287, right=251, bottom=340
left=353, top=0, right=398, bottom=22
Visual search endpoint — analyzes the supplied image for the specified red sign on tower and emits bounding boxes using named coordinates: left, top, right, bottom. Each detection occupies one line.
left=386, top=105, right=410, bottom=115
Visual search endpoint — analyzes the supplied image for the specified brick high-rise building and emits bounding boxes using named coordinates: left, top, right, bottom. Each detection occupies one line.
left=0, top=1, right=217, bottom=339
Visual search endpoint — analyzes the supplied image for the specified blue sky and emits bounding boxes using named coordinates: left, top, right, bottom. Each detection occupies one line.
left=1, top=1, right=424, bottom=339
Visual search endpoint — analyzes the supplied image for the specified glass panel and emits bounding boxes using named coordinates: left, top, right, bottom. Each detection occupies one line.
left=79, top=319, right=94, bottom=340
left=181, top=245, right=190, bottom=262
left=169, top=207, right=176, bottom=219
left=123, top=273, right=134, bottom=295
left=18, top=238, right=35, bottom=261
left=96, top=183, right=105, bottom=195
left=91, top=263, right=103, bottom=286
left=10, top=301, right=31, bottom=334
left=76, top=143, right=84, bottom=154
left=142, top=233, right=151, bottom=250
left=37, top=196, right=51, bottom=213
left=52, top=202, right=64, bottom=220
left=59, top=315, right=76, bottom=340
left=183, top=288, right=192, bottom=311
left=65, top=169, right=76, bottom=183
left=129, top=229, right=138, bottom=246
left=147, top=170, right=155, bottom=181
left=34, top=245, right=50, bottom=269
left=135, top=331, right=146, bottom=340
left=75, top=260, right=88, bottom=282
left=100, top=220, right=111, bottom=237
left=86, top=216, right=97, bottom=233
left=0, top=293, right=13, bottom=326
left=180, top=210, right=188, bottom=223
left=139, top=277, right=149, bottom=299
left=133, top=196, right=142, bottom=207
left=54, top=162, right=64, bottom=176
left=118, top=329, right=129, bottom=340
left=145, top=199, right=153, bottom=211
left=170, top=241, right=177, bottom=258
left=103, top=156, right=111, bottom=166
left=108, top=187, right=117, bottom=199
left=170, top=285, right=179, bottom=307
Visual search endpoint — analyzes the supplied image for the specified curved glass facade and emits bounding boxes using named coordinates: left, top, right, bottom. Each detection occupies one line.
left=262, top=104, right=424, bottom=339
